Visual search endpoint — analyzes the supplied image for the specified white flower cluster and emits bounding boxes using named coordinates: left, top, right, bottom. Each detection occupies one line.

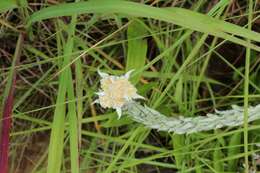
left=95, top=70, right=144, bottom=118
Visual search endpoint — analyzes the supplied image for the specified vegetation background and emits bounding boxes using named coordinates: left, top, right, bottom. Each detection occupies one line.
left=1, top=0, right=260, bottom=172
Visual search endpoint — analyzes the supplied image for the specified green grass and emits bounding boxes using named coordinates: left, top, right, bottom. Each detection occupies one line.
left=1, top=0, right=260, bottom=172
left=0, top=0, right=17, bottom=13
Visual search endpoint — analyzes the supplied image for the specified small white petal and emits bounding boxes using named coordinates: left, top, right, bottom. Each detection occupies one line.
left=133, top=94, right=145, bottom=100
left=95, top=91, right=105, bottom=96
left=116, top=107, right=122, bottom=119
left=92, top=99, right=99, bottom=105
left=124, top=69, right=135, bottom=79
left=98, top=70, right=109, bottom=78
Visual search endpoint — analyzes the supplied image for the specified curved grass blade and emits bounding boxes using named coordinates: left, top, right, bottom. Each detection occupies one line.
left=126, top=20, right=147, bottom=84
left=0, top=0, right=17, bottom=13
left=27, top=0, right=260, bottom=52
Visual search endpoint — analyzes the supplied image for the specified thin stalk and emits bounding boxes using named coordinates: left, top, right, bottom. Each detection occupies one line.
left=0, top=33, right=23, bottom=173
left=243, top=0, right=253, bottom=172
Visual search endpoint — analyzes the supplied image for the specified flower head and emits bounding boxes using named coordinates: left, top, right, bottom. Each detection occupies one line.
left=95, top=70, right=144, bottom=118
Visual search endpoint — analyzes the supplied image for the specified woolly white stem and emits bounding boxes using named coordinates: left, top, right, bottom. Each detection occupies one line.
left=125, top=102, right=260, bottom=134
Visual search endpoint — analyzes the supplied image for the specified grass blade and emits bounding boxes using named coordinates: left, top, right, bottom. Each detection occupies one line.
left=227, top=132, right=242, bottom=171
left=0, top=0, right=17, bottom=13
left=47, top=70, right=67, bottom=173
left=27, top=0, right=260, bottom=52
left=213, top=143, right=224, bottom=172
left=126, top=20, right=147, bottom=83
left=243, top=0, right=253, bottom=172
left=0, top=33, right=23, bottom=173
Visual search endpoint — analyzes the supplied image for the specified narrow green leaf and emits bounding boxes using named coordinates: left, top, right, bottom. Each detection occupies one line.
left=126, top=20, right=147, bottom=84
left=47, top=70, right=67, bottom=173
left=213, top=143, right=224, bottom=172
left=0, top=0, right=17, bottom=13
left=172, top=134, right=185, bottom=169
left=227, top=132, right=241, bottom=171
left=47, top=15, right=79, bottom=173
left=67, top=74, right=80, bottom=173
left=66, top=10, right=80, bottom=173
